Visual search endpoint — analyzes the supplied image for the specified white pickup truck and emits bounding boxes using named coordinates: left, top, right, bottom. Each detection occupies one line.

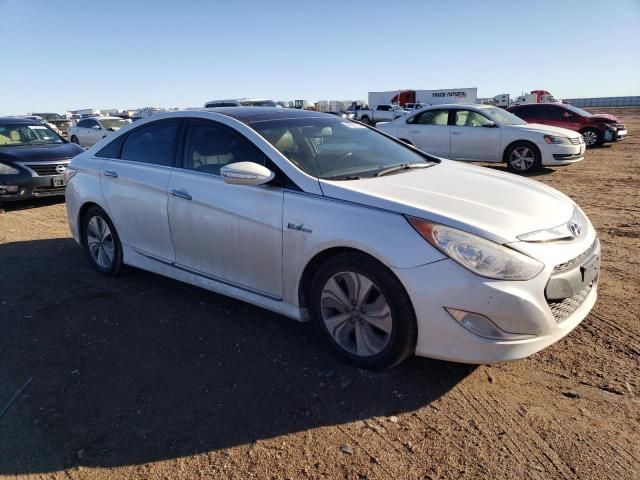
left=354, top=104, right=406, bottom=125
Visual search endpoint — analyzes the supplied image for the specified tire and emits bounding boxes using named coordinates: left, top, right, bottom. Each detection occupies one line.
left=309, top=252, right=417, bottom=370
left=580, top=127, right=602, bottom=148
left=81, top=205, right=123, bottom=276
left=360, top=116, right=370, bottom=125
left=70, top=135, right=80, bottom=145
left=505, top=141, right=541, bottom=174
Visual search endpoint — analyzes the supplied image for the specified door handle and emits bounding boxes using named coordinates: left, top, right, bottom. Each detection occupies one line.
left=171, top=189, right=192, bottom=201
left=409, top=130, right=420, bottom=134
left=103, top=170, right=118, bottom=178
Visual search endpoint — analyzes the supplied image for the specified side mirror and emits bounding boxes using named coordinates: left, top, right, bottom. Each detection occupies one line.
left=220, top=161, right=275, bottom=186
left=562, top=112, right=571, bottom=119
left=482, top=121, right=497, bottom=128
left=92, top=125, right=101, bottom=130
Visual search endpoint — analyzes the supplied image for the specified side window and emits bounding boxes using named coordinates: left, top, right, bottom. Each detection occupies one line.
left=77, top=119, right=88, bottom=128
left=120, top=121, right=178, bottom=166
left=87, top=119, right=99, bottom=129
left=513, top=106, right=533, bottom=117
left=183, top=121, right=265, bottom=175
left=413, top=110, right=449, bottom=126
left=96, top=136, right=124, bottom=158
left=454, top=110, right=493, bottom=127
left=535, top=106, right=562, bottom=120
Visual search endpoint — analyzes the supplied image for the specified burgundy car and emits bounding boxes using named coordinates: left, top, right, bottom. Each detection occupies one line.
left=507, top=103, right=627, bottom=148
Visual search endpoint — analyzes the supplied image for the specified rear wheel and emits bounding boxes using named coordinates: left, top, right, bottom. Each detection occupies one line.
left=70, top=135, right=79, bottom=145
left=581, top=127, right=601, bottom=148
left=506, top=141, right=541, bottom=174
left=309, top=252, right=417, bottom=370
left=82, top=206, right=123, bottom=276
left=360, top=116, right=370, bottom=125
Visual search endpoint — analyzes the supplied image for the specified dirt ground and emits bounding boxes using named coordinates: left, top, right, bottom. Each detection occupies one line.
left=1, top=108, right=638, bottom=480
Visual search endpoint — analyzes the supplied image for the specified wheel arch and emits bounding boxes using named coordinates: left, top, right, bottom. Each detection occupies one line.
left=297, top=246, right=406, bottom=309
left=501, top=139, right=541, bottom=163
left=77, top=201, right=104, bottom=246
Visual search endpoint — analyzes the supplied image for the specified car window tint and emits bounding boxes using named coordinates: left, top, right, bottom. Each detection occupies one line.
left=120, top=121, right=178, bottom=166
left=454, top=110, right=493, bottom=127
left=87, top=119, right=99, bottom=128
left=77, top=119, right=88, bottom=128
left=96, top=135, right=124, bottom=158
left=414, top=110, right=449, bottom=125
left=183, top=121, right=265, bottom=175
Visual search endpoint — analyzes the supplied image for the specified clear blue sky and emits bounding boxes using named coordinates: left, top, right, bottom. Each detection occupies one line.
left=1, top=0, right=639, bottom=114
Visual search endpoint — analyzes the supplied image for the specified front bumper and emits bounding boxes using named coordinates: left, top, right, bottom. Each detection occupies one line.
left=392, top=239, right=599, bottom=364
left=604, top=127, right=627, bottom=143
left=541, top=143, right=585, bottom=166
left=0, top=161, right=69, bottom=202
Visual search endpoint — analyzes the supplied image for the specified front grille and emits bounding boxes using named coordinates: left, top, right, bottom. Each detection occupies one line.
left=553, top=239, right=598, bottom=273
left=548, top=283, right=593, bottom=323
left=25, top=163, right=67, bottom=176
left=569, top=137, right=584, bottom=145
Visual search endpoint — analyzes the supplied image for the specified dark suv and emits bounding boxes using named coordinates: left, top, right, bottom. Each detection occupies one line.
left=507, top=103, right=627, bottom=148
left=0, top=117, right=83, bottom=204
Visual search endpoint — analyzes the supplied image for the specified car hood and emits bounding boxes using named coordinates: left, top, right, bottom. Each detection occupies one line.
left=590, top=113, right=618, bottom=123
left=511, top=123, right=580, bottom=137
left=0, top=142, right=84, bottom=163
left=319, top=160, right=575, bottom=244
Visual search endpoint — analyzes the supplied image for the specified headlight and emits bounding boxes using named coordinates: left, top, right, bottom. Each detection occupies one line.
left=63, top=166, right=77, bottom=183
left=544, top=135, right=571, bottom=145
left=0, top=162, right=20, bottom=175
left=407, top=217, right=544, bottom=280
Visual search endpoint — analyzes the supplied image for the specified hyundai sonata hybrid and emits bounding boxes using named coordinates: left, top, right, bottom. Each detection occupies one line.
left=377, top=104, right=585, bottom=174
left=65, top=108, right=599, bottom=370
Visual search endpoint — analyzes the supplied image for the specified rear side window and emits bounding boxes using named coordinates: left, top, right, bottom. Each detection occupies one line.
left=412, top=110, right=449, bottom=125
left=205, top=102, right=239, bottom=108
left=183, top=120, right=265, bottom=175
left=120, top=121, right=179, bottom=166
left=96, top=136, right=124, bottom=158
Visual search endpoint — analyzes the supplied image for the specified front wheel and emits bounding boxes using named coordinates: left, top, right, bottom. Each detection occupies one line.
left=581, top=127, right=602, bottom=148
left=506, top=142, right=541, bottom=174
left=82, top=206, right=123, bottom=276
left=309, top=252, right=417, bottom=370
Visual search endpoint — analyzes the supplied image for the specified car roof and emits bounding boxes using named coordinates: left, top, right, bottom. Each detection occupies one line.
left=423, top=103, right=494, bottom=110
left=191, top=107, right=328, bottom=124
left=0, top=116, right=42, bottom=126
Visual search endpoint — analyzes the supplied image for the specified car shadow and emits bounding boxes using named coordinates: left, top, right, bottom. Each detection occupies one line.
left=0, top=196, right=66, bottom=212
left=0, top=238, right=473, bottom=474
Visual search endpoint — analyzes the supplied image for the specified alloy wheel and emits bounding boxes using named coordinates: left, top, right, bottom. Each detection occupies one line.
left=582, top=130, right=598, bottom=146
left=509, top=146, right=536, bottom=171
left=320, top=271, right=392, bottom=356
left=86, top=216, right=115, bottom=268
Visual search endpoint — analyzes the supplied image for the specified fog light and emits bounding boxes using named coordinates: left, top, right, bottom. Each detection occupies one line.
left=0, top=185, right=19, bottom=194
left=445, top=307, right=534, bottom=340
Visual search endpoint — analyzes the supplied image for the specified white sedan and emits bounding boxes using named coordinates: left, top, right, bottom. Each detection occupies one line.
left=377, top=104, right=585, bottom=173
left=64, top=108, right=599, bottom=369
left=67, top=116, right=129, bottom=147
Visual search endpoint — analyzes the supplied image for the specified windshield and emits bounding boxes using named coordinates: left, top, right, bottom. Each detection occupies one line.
left=563, top=104, right=592, bottom=117
left=0, top=123, right=65, bottom=146
left=34, top=113, right=65, bottom=122
left=251, top=116, right=436, bottom=180
left=99, top=118, right=128, bottom=130
left=483, top=107, right=528, bottom=126
left=241, top=100, right=277, bottom=107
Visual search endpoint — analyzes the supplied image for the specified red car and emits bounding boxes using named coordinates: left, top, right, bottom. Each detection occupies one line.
left=507, top=103, right=627, bottom=148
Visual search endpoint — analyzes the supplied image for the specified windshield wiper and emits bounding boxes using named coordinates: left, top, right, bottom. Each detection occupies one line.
left=375, top=162, right=432, bottom=177
left=328, top=175, right=362, bottom=181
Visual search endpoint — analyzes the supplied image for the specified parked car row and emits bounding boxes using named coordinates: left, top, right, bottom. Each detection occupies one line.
left=377, top=104, right=586, bottom=174
left=56, top=107, right=600, bottom=370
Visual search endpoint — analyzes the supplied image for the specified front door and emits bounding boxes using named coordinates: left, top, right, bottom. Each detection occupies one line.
left=167, top=119, right=284, bottom=299
left=100, top=119, right=180, bottom=261
left=450, top=109, right=501, bottom=162
left=406, top=109, right=451, bottom=158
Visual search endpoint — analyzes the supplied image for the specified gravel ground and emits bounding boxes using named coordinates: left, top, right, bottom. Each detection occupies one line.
left=0, top=108, right=638, bottom=480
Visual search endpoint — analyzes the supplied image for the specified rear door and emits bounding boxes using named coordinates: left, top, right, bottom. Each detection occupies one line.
left=99, top=119, right=180, bottom=261
left=404, top=109, right=451, bottom=157
left=450, top=109, right=501, bottom=162
left=167, top=119, right=284, bottom=298
left=84, top=119, right=103, bottom=146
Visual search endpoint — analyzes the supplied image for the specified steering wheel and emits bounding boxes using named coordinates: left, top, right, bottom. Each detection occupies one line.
left=333, top=152, right=355, bottom=171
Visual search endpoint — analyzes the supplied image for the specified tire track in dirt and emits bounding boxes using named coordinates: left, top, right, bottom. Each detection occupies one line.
left=457, top=387, right=569, bottom=479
